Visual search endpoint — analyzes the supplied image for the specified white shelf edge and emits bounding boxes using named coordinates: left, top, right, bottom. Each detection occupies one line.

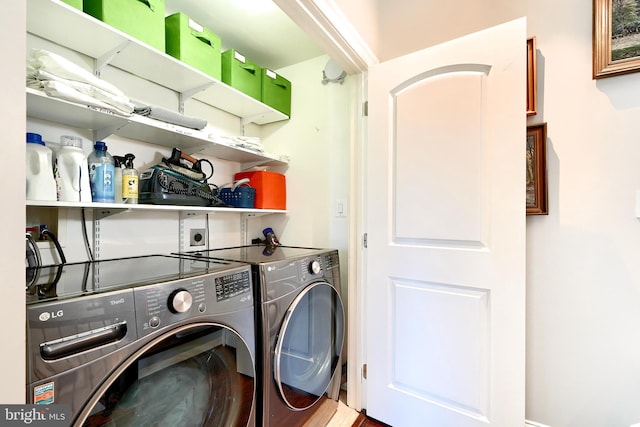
left=26, top=200, right=286, bottom=216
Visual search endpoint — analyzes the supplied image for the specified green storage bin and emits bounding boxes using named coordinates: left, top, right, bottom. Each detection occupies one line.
left=165, top=13, right=221, bottom=80
left=83, top=0, right=165, bottom=52
left=221, top=49, right=261, bottom=101
left=61, top=0, right=82, bottom=10
left=261, top=68, right=291, bottom=117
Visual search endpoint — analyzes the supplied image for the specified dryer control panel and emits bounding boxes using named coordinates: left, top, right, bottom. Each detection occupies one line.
left=261, top=250, right=340, bottom=301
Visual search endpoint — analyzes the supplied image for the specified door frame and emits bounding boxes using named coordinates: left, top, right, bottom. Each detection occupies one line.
left=273, top=0, right=375, bottom=412
left=273, top=0, right=377, bottom=76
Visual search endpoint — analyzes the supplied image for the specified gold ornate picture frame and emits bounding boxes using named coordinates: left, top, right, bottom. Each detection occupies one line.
left=593, top=0, right=640, bottom=78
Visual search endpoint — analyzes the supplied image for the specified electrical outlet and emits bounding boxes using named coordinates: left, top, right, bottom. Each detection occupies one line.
left=190, top=228, right=206, bottom=246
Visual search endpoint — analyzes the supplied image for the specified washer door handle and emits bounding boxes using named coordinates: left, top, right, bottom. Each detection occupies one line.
left=40, top=322, right=128, bottom=360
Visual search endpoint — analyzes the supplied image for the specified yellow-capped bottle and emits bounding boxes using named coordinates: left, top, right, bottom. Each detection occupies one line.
left=122, top=153, right=138, bottom=204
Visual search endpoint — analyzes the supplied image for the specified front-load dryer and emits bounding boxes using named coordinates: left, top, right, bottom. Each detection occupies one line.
left=179, top=246, right=345, bottom=427
left=26, top=254, right=257, bottom=427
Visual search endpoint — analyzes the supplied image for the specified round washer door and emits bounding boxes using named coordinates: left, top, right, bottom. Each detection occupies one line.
left=77, top=323, right=254, bottom=427
left=274, top=282, right=345, bottom=410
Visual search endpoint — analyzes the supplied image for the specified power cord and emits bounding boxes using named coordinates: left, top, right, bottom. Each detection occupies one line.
left=41, top=229, right=66, bottom=264
left=81, top=208, right=94, bottom=261
left=26, top=232, right=41, bottom=290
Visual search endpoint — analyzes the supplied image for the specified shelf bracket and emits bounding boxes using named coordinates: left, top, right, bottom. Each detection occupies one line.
left=183, top=141, right=218, bottom=158
left=94, top=120, right=132, bottom=142
left=180, top=210, right=206, bottom=220
left=240, top=213, right=248, bottom=246
left=240, top=113, right=269, bottom=132
left=240, top=212, right=259, bottom=246
left=94, top=207, right=130, bottom=220
left=241, top=160, right=273, bottom=170
left=93, top=216, right=101, bottom=261
left=94, top=40, right=132, bottom=76
left=240, top=155, right=290, bottom=171
left=178, top=82, right=216, bottom=114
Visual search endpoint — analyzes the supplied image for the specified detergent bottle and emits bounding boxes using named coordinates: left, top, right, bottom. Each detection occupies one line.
left=54, top=135, right=91, bottom=202
left=25, top=132, right=57, bottom=201
left=122, top=153, right=139, bottom=204
left=87, top=141, right=115, bottom=203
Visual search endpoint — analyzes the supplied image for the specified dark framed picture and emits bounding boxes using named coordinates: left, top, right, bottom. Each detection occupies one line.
left=593, top=0, right=640, bottom=78
left=527, top=37, right=537, bottom=116
left=526, top=123, right=548, bottom=215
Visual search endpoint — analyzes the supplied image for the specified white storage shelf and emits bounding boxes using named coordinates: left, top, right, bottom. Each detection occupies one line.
left=27, top=88, right=289, bottom=169
left=26, top=0, right=288, bottom=221
left=27, top=0, right=289, bottom=125
left=27, top=200, right=286, bottom=219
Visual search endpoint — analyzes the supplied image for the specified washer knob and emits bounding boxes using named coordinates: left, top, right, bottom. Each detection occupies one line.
left=309, top=260, right=322, bottom=275
left=169, top=289, right=193, bottom=313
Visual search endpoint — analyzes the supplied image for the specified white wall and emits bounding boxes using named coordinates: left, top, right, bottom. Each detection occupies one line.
left=334, top=0, right=525, bottom=64
left=526, top=0, right=640, bottom=425
left=0, top=2, right=25, bottom=404
left=334, top=0, right=379, bottom=55
left=259, top=55, right=354, bottom=295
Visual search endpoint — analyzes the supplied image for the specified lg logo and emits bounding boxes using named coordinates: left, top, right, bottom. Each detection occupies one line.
left=39, top=310, right=64, bottom=321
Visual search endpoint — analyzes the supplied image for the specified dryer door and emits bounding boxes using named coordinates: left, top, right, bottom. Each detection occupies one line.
left=274, top=282, right=345, bottom=410
left=76, top=323, right=255, bottom=427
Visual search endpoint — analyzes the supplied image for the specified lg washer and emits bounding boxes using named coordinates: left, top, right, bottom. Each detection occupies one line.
left=26, top=254, right=257, bottom=427
left=178, top=245, right=345, bottom=427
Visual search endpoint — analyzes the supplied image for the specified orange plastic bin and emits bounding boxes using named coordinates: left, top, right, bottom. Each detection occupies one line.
left=234, top=171, right=286, bottom=209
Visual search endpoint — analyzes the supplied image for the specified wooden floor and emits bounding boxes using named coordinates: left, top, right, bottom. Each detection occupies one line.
left=338, top=364, right=391, bottom=427
left=351, top=412, right=391, bottom=427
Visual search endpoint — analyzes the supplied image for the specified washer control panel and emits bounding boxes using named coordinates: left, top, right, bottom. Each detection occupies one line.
left=215, top=269, right=251, bottom=301
left=134, top=265, right=252, bottom=337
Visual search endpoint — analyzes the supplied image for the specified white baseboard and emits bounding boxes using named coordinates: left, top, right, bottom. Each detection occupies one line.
left=526, top=420, right=552, bottom=427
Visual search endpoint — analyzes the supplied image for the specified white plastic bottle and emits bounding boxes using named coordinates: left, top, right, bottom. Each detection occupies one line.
left=25, top=132, right=57, bottom=201
left=87, top=141, right=115, bottom=203
left=54, top=135, right=92, bottom=202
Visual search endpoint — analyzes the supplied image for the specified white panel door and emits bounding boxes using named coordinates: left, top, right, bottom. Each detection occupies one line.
left=365, top=18, right=526, bottom=427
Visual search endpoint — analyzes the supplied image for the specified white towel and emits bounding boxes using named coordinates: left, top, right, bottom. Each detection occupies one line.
left=132, top=102, right=207, bottom=130
left=30, top=69, right=134, bottom=114
left=27, top=49, right=135, bottom=115
left=213, top=136, right=265, bottom=152
left=39, top=80, right=132, bottom=116
left=29, top=49, right=126, bottom=97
